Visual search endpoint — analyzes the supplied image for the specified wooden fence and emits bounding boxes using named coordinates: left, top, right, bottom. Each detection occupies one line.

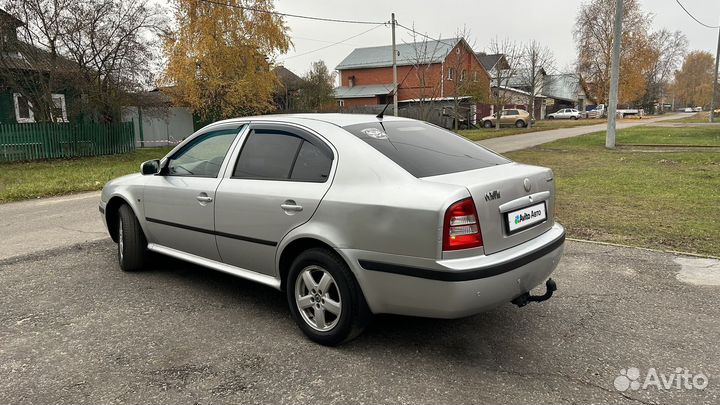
left=0, top=121, right=135, bottom=162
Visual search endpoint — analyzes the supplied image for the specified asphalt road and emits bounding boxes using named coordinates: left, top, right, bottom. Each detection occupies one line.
left=477, top=114, right=685, bottom=153
left=0, top=191, right=105, bottom=260
left=1, top=239, right=718, bottom=404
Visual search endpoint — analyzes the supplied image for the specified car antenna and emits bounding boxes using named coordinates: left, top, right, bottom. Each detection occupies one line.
left=376, top=89, right=395, bottom=120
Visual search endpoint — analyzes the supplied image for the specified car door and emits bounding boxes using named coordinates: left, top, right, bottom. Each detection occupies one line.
left=214, top=123, right=335, bottom=276
left=143, top=124, right=246, bottom=261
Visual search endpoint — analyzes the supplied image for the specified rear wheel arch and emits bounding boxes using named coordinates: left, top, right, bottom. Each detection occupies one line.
left=278, top=237, right=340, bottom=291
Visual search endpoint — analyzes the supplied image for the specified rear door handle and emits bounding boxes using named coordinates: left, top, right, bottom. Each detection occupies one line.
left=281, top=200, right=303, bottom=213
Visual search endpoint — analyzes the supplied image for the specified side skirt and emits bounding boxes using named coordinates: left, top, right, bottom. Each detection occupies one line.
left=147, top=243, right=282, bottom=290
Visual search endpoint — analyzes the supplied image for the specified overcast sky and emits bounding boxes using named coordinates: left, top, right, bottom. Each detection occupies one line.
left=274, top=0, right=720, bottom=77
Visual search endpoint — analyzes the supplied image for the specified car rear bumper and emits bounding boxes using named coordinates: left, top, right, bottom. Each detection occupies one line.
left=340, top=222, right=565, bottom=318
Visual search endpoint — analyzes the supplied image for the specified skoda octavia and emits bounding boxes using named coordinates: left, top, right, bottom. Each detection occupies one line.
left=100, top=114, right=565, bottom=345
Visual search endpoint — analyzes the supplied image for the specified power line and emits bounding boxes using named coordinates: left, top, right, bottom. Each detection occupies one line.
left=674, top=0, right=720, bottom=29
left=395, top=22, right=456, bottom=47
left=278, top=24, right=385, bottom=61
left=197, top=0, right=388, bottom=25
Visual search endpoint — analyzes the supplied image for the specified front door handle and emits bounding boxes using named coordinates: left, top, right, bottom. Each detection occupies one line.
left=196, top=193, right=213, bottom=204
left=281, top=199, right=303, bottom=213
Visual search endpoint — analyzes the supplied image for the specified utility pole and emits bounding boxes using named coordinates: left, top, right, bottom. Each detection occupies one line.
left=391, top=12, right=398, bottom=116
left=606, top=0, right=623, bottom=149
left=709, top=19, right=720, bottom=123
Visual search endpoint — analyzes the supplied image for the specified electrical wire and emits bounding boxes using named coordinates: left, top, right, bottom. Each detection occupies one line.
left=278, top=24, right=385, bottom=61
left=674, top=0, right=719, bottom=29
left=197, top=0, right=388, bottom=25
left=395, top=22, right=456, bottom=47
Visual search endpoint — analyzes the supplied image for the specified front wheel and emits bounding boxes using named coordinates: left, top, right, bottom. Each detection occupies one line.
left=515, top=120, right=526, bottom=128
left=483, top=120, right=493, bottom=128
left=572, top=116, right=578, bottom=120
left=287, top=248, right=371, bottom=346
left=117, top=204, right=147, bottom=271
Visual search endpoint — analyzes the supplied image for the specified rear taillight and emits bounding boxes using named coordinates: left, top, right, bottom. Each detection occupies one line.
left=443, top=197, right=483, bottom=251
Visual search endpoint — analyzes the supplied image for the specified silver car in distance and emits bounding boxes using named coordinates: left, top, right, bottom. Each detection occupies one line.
left=99, top=114, right=565, bottom=345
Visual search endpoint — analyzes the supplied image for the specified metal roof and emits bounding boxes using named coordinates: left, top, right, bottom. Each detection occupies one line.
left=334, top=84, right=393, bottom=99
left=336, top=38, right=461, bottom=70
left=475, top=53, right=505, bottom=71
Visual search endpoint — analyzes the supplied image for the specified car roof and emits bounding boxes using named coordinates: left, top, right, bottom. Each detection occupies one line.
left=209, top=113, right=414, bottom=128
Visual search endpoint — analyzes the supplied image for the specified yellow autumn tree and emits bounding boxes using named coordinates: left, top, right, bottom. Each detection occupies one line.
left=163, top=0, right=290, bottom=120
left=574, top=0, right=657, bottom=105
left=672, top=51, right=715, bottom=108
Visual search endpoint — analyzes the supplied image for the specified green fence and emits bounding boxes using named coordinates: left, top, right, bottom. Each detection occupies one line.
left=0, top=121, right=135, bottom=162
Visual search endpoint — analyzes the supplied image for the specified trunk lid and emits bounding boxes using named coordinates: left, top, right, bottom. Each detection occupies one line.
left=424, top=163, right=555, bottom=255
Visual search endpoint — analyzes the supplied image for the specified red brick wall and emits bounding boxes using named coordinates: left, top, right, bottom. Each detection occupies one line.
left=341, top=97, right=378, bottom=107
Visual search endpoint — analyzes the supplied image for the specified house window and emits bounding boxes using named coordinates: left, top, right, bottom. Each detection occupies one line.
left=460, top=69, right=466, bottom=81
left=447, top=68, right=455, bottom=81
left=337, top=99, right=345, bottom=108
left=13, top=93, right=34, bottom=123
left=51, top=94, right=68, bottom=122
left=348, top=76, right=355, bottom=87
left=13, top=93, right=68, bottom=123
left=473, top=71, right=478, bottom=82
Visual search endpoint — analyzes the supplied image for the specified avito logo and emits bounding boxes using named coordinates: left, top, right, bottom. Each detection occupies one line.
left=514, top=209, right=542, bottom=225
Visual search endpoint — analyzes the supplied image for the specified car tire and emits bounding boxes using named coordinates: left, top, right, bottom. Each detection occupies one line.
left=117, top=204, right=147, bottom=272
left=515, top=120, right=526, bottom=128
left=483, top=120, right=493, bottom=128
left=548, top=116, right=554, bottom=120
left=287, top=247, right=371, bottom=346
left=572, top=116, right=578, bottom=120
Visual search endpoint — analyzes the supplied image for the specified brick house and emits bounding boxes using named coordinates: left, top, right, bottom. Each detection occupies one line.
left=334, top=38, right=491, bottom=125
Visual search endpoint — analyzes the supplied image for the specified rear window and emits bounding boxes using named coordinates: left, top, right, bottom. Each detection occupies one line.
left=343, top=121, right=509, bottom=178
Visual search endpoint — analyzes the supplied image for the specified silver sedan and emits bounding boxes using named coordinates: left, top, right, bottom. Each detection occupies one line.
left=100, top=114, right=565, bottom=345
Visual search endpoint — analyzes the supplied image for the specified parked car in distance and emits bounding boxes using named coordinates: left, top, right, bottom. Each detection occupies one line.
left=693, top=107, right=703, bottom=112
left=547, top=108, right=582, bottom=120
left=481, top=109, right=531, bottom=128
left=100, top=114, right=565, bottom=345
left=684, top=107, right=694, bottom=113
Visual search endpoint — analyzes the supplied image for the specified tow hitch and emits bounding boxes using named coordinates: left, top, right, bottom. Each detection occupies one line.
left=512, top=278, right=557, bottom=307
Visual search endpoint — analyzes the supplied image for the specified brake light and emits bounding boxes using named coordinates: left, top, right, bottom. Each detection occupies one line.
left=443, top=197, right=483, bottom=251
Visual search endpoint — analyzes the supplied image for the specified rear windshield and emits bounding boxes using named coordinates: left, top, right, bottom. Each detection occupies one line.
left=343, top=121, right=509, bottom=178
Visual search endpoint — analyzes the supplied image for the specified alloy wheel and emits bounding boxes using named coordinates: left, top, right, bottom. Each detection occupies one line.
left=294, top=265, right=342, bottom=331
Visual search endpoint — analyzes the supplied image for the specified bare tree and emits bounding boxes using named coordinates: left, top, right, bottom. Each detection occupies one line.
left=0, top=0, right=164, bottom=123
left=0, top=0, right=78, bottom=122
left=516, top=40, right=555, bottom=128
left=487, top=37, right=521, bottom=130
left=640, top=29, right=687, bottom=113
left=443, top=27, right=489, bottom=130
left=406, top=26, right=444, bottom=121
left=62, top=0, right=165, bottom=122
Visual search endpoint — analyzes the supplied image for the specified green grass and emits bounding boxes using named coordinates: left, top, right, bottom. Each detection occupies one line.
left=507, top=126, right=720, bottom=256
left=459, top=118, right=607, bottom=141
left=554, top=125, right=720, bottom=147
left=0, top=147, right=172, bottom=203
left=665, top=112, right=714, bottom=123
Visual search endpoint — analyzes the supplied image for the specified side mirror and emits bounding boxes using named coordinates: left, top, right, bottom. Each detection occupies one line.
left=140, top=159, right=161, bottom=175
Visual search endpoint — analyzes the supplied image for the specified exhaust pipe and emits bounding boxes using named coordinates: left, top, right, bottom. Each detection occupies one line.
left=512, top=278, right=557, bottom=307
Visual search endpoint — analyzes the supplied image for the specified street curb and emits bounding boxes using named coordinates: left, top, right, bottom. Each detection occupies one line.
left=566, top=237, right=720, bottom=260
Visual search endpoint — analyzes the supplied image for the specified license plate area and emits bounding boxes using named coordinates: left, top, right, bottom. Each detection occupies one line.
left=505, top=202, right=547, bottom=234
